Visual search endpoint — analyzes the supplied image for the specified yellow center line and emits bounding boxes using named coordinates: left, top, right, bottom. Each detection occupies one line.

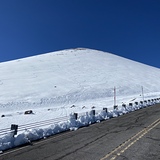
left=100, top=118, right=160, bottom=160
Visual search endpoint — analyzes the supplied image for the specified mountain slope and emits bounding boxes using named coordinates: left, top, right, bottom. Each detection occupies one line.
left=0, top=48, right=160, bottom=109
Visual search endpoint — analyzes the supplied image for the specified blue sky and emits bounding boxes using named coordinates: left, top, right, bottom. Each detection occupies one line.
left=0, top=0, right=160, bottom=68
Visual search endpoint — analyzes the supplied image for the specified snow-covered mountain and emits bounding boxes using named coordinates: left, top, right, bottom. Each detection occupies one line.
left=0, top=48, right=160, bottom=111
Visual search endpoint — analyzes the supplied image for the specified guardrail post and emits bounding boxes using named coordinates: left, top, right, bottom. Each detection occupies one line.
left=113, top=105, right=118, bottom=110
left=103, top=108, right=108, bottom=113
left=135, top=102, right=138, bottom=105
left=122, top=104, right=126, bottom=110
left=11, top=124, right=18, bottom=136
left=74, top=113, right=78, bottom=120
left=140, top=101, right=143, bottom=104
left=91, top=110, right=95, bottom=116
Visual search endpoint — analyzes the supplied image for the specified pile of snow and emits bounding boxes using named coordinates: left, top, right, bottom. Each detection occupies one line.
left=0, top=48, right=160, bottom=151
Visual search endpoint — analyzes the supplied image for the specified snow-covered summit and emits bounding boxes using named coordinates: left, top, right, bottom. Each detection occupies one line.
left=0, top=48, right=160, bottom=109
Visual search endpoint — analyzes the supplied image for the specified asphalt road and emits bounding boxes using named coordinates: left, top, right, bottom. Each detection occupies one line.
left=0, top=104, right=160, bottom=160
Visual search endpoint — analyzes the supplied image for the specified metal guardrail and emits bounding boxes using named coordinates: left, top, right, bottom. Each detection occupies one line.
left=0, top=116, right=69, bottom=137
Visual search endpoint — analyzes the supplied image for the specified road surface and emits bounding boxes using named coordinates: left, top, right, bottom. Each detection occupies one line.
left=0, top=104, right=160, bottom=160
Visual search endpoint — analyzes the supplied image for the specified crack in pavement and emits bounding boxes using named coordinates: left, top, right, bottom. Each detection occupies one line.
left=54, top=131, right=112, bottom=160
left=146, top=137, right=160, bottom=141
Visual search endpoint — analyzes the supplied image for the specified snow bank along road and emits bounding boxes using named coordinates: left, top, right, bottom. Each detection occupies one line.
left=1, top=104, right=160, bottom=160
